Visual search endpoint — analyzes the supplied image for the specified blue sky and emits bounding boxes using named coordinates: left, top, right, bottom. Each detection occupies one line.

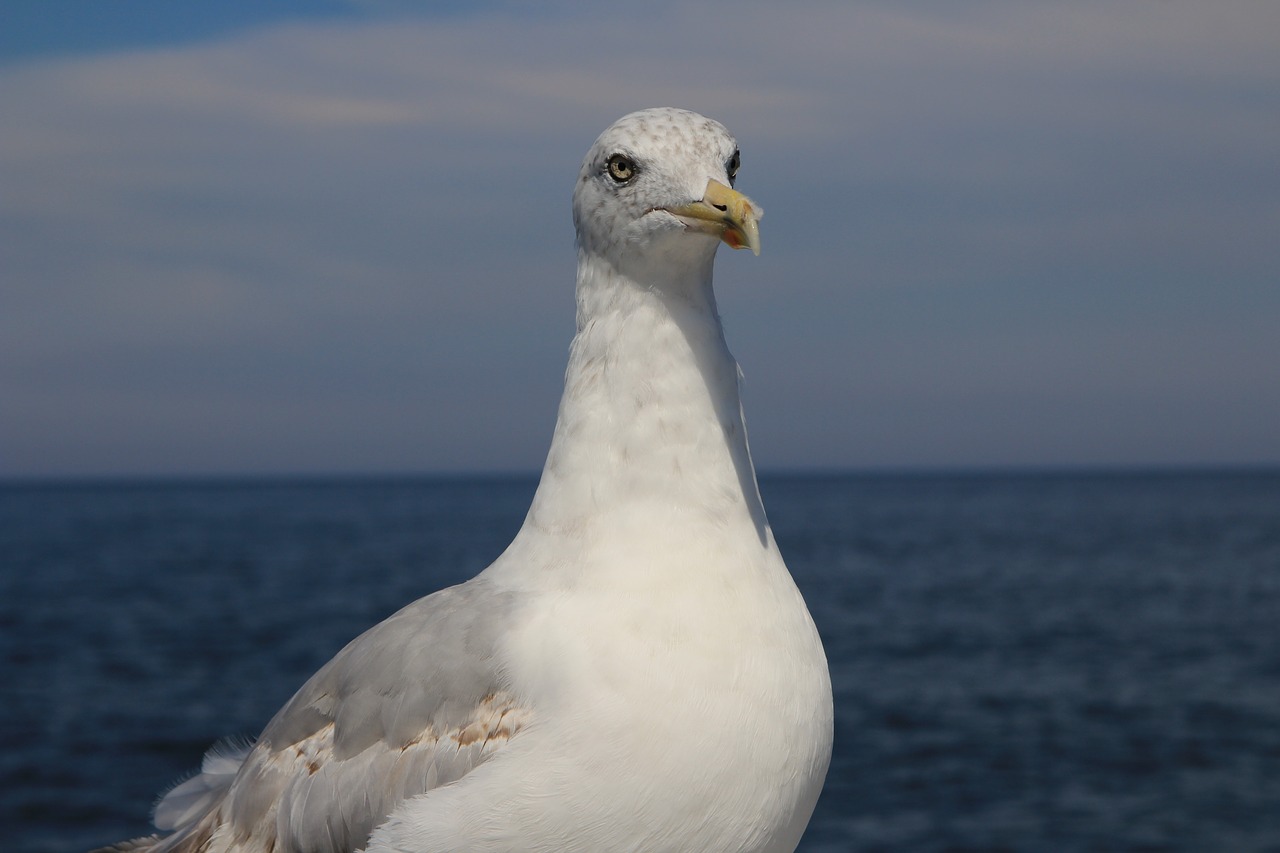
left=3, top=1, right=1278, bottom=478
left=1, top=1, right=348, bottom=63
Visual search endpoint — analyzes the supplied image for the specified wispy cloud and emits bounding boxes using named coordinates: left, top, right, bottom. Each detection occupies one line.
left=3, top=1, right=1278, bottom=476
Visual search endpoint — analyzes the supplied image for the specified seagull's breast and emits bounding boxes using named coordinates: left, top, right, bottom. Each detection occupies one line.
left=371, top=532, right=832, bottom=853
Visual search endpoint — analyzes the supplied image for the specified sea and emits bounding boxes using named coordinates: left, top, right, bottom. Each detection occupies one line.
left=3, top=471, right=1279, bottom=852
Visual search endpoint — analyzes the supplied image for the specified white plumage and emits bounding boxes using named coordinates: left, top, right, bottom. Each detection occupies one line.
left=99, top=107, right=833, bottom=853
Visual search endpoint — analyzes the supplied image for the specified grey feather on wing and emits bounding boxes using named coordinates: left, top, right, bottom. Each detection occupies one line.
left=154, top=578, right=528, bottom=853
left=262, top=578, right=518, bottom=753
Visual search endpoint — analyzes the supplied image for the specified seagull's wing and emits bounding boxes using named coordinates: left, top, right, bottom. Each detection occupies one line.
left=143, top=577, right=527, bottom=853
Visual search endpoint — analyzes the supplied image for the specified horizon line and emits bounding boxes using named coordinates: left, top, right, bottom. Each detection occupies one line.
left=3, top=462, right=1279, bottom=489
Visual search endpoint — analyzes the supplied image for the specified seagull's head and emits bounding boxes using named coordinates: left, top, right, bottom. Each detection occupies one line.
left=573, top=108, right=762, bottom=273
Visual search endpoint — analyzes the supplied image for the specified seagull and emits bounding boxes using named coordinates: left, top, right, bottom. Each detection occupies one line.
left=98, top=107, right=833, bottom=853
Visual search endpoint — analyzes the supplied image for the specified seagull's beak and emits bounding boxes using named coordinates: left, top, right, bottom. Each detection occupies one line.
left=665, top=179, right=762, bottom=256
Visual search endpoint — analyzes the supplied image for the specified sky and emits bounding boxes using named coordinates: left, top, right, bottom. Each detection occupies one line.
left=2, top=0, right=1278, bottom=478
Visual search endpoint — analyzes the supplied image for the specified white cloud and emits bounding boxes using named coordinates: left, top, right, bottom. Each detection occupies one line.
left=2, top=0, right=1278, bottom=476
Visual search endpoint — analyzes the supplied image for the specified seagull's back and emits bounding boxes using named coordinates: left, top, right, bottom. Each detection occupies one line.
left=98, top=107, right=832, bottom=853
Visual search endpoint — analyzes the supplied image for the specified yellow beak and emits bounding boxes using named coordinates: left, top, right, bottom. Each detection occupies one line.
left=665, top=179, right=762, bottom=256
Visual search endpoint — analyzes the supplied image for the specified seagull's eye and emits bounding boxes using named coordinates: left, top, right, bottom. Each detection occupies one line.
left=726, top=150, right=740, bottom=185
left=606, top=154, right=636, bottom=183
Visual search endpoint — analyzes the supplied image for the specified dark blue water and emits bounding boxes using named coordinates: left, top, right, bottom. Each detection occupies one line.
left=3, top=472, right=1279, bottom=852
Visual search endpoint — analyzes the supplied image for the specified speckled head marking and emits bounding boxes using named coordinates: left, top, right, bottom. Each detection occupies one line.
left=573, top=108, right=759, bottom=261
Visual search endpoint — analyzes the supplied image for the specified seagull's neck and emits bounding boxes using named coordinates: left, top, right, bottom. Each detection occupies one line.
left=523, top=250, right=769, bottom=547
